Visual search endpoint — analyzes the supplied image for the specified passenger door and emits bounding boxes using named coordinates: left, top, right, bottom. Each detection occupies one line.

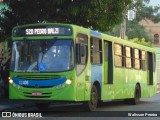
left=104, top=41, right=113, bottom=84
left=147, top=52, right=154, bottom=85
left=104, top=41, right=108, bottom=84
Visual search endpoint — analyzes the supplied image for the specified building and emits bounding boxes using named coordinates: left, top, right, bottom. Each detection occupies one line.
left=140, top=19, right=160, bottom=44
left=140, top=19, right=160, bottom=87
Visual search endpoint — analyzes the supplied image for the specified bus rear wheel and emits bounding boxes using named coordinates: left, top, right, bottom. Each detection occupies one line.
left=125, top=85, right=141, bottom=105
left=83, top=85, right=98, bottom=111
left=133, top=85, right=141, bottom=105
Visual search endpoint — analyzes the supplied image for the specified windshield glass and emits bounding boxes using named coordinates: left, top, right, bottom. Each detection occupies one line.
left=11, top=39, right=74, bottom=72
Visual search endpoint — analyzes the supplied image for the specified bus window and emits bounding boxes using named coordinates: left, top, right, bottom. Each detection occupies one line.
left=90, top=37, right=102, bottom=64
left=76, top=33, right=88, bottom=75
left=114, top=44, right=123, bottom=67
left=134, top=49, right=140, bottom=69
left=141, top=51, right=146, bottom=70
left=125, top=46, right=132, bottom=68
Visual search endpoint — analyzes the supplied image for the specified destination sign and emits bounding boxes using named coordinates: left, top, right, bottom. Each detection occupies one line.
left=13, top=26, right=72, bottom=37
left=26, top=28, right=59, bottom=35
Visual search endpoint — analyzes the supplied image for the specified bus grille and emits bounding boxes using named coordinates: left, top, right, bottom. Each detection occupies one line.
left=22, top=86, right=53, bottom=88
left=16, top=74, right=61, bottom=80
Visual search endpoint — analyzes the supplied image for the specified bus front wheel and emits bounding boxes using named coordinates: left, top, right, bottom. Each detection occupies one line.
left=83, top=85, right=98, bottom=111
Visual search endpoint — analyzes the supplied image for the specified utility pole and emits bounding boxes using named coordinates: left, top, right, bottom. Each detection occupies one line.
left=120, top=16, right=126, bottom=39
left=120, top=10, right=136, bottom=39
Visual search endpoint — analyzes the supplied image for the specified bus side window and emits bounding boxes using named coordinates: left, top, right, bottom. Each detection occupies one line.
left=114, top=44, right=123, bottom=67
left=134, top=49, right=140, bottom=70
left=141, top=51, right=146, bottom=70
left=90, top=37, right=102, bottom=64
left=125, top=46, right=132, bottom=68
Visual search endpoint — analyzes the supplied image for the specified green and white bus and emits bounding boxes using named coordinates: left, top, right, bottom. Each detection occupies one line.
left=9, top=23, right=157, bottom=111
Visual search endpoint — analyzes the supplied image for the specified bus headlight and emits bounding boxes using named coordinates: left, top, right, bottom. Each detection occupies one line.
left=66, top=79, right=72, bottom=85
left=8, top=77, right=13, bottom=84
left=55, top=78, right=72, bottom=89
left=9, top=79, right=13, bottom=84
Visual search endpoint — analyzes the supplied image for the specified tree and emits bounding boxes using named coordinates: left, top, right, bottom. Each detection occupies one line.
left=126, top=20, right=151, bottom=41
left=127, top=0, right=160, bottom=43
left=131, top=0, right=160, bottom=23
left=107, top=20, right=151, bottom=40
left=129, top=38, right=152, bottom=47
left=0, top=0, right=132, bottom=40
left=107, top=0, right=160, bottom=46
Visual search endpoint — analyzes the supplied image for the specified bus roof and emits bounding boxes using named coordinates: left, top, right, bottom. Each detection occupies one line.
left=12, top=23, right=155, bottom=52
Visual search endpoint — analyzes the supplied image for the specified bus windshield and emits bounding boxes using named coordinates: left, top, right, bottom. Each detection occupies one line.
left=11, top=39, right=74, bottom=72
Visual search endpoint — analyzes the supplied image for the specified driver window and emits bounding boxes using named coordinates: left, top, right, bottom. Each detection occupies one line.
left=76, top=33, right=88, bottom=75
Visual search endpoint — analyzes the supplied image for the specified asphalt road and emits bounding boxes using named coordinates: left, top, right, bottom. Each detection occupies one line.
left=1, top=93, right=160, bottom=120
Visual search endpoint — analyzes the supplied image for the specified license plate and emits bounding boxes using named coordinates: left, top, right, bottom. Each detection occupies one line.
left=32, top=92, right=42, bottom=96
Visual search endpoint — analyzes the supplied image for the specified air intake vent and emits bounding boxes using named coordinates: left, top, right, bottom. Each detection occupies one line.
left=16, top=74, right=61, bottom=80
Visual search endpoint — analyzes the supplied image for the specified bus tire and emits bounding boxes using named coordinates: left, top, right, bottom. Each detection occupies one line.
left=35, top=102, right=50, bottom=109
left=133, top=84, right=141, bottom=105
left=125, top=84, right=141, bottom=105
left=83, top=85, right=98, bottom=111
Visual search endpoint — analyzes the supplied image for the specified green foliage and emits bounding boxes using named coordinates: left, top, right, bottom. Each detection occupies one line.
left=126, top=0, right=160, bottom=45
left=129, top=38, right=152, bottom=47
left=0, top=0, right=132, bottom=40
left=126, top=20, right=151, bottom=41
left=105, top=24, right=121, bottom=37
left=107, top=20, right=151, bottom=41
left=107, top=28, right=152, bottom=47
left=130, top=0, right=160, bottom=23
left=106, top=0, right=160, bottom=47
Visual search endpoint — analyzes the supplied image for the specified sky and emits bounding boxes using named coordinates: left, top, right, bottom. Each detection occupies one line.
left=149, top=0, right=160, bottom=6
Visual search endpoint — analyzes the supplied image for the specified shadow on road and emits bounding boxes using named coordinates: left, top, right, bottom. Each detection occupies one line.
left=35, top=99, right=151, bottom=112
